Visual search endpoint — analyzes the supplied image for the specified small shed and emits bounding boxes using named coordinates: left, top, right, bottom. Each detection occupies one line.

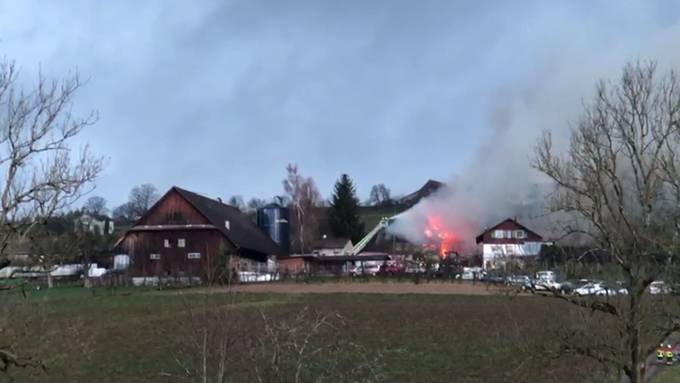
left=311, top=237, right=353, bottom=257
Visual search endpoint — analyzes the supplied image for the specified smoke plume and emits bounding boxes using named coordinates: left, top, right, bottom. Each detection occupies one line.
left=388, top=5, right=680, bottom=252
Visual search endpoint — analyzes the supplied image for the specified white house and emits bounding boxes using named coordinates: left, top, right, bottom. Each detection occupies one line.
left=75, top=213, right=115, bottom=235
left=475, top=218, right=552, bottom=270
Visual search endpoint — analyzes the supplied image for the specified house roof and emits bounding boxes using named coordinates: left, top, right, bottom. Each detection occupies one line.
left=78, top=212, right=113, bottom=221
left=172, top=187, right=283, bottom=256
left=311, top=237, right=351, bottom=249
left=398, top=179, right=446, bottom=207
left=475, top=218, right=543, bottom=244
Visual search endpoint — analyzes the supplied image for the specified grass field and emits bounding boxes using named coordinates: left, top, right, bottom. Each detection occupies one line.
left=0, top=283, right=601, bottom=382
left=655, top=366, right=680, bottom=382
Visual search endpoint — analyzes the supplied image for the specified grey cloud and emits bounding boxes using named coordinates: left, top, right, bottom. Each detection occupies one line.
left=0, top=0, right=678, bottom=211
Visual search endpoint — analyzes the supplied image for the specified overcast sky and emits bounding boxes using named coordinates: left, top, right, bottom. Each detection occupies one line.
left=1, top=1, right=679, bottom=208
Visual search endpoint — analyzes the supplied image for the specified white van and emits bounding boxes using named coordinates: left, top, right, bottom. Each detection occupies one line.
left=535, top=270, right=556, bottom=282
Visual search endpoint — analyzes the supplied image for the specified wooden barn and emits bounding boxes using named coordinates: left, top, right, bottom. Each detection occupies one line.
left=116, top=186, right=283, bottom=285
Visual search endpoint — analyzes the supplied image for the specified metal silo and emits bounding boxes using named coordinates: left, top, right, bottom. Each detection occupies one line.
left=257, top=203, right=291, bottom=255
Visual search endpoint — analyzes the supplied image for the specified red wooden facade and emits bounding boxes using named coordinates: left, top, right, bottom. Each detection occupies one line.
left=118, top=187, right=281, bottom=281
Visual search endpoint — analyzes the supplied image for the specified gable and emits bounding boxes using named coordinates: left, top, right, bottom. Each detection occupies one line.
left=475, top=218, right=544, bottom=244
left=137, top=189, right=211, bottom=226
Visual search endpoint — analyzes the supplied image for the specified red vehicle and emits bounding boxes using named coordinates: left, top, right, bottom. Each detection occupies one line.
left=380, top=262, right=406, bottom=275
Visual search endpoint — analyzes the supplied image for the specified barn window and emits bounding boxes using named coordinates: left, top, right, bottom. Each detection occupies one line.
left=514, top=230, right=526, bottom=239
left=187, top=252, right=201, bottom=259
left=164, top=239, right=171, bottom=248
left=493, top=230, right=504, bottom=239
left=150, top=253, right=161, bottom=260
left=178, top=238, right=186, bottom=248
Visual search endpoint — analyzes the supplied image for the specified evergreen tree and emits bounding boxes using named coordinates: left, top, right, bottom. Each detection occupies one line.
left=328, top=174, right=364, bottom=243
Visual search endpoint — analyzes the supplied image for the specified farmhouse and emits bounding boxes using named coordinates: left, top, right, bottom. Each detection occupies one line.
left=475, top=218, right=552, bottom=270
left=75, top=212, right=115, bottom=235
left=116, top=186, right=283, bottom=285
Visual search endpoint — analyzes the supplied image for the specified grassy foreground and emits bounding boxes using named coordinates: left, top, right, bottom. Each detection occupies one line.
left=653, top=365, right=680, bottom=382
left=0, top=284, right=599, bottom=382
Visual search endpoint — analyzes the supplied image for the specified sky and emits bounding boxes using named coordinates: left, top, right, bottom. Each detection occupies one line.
left=1, top=1, right=680, bottom=209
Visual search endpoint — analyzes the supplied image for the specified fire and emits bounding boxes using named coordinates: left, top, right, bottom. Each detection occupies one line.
left=422, top=215, right=455, bottom=258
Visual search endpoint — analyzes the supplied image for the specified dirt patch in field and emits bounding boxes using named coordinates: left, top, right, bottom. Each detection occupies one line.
left=226, top=281, right=507, bottom=295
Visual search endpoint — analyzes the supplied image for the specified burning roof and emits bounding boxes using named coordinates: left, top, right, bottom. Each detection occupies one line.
left=398, top=179, right=446, bottom=207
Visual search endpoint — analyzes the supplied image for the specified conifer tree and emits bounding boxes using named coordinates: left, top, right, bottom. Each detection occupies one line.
left=328, top=174, right=364, bottom=243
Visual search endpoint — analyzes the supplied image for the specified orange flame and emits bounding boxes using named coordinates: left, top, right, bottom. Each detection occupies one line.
left=422, top=215, right=455, bottom=258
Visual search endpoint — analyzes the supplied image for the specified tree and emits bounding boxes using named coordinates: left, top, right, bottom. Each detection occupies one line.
left=83, top=196, right=107, bottom=216
left=0, top=61, right=103, bottom=260
left=246, top=197, right=267, bottom=212
left=227, top=195, right=245, bottom=211
left=112, top=202, right=136, bottom=224
left=283, top=164, right=321, bottom=254
left=328, top=174, right=364, bottom=243
left=128, top=183, right=159, bottom=219
left=0, top=60, right=103, bottom=374
left=367, top=183, right=392, bottom=206
left=533, top=61, right=680, bottom=382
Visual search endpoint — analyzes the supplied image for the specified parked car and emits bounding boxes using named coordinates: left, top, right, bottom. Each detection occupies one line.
left=505, top=275, right=532, bottom=290
left=575, top=282, right=617, bottom=296
left=404, top=262, right=425, bottom=274
left=594, top=283, right=619, bottom=296
left=533, top=270, right=561, bottom=291
left=614, top=281, right=629, bottom=295
left=649, top=281, right=671, bottom=295
left=534, top=279, right=561, bottom=291
left=535, top=270, right=556, bottom=281
left=482, top=273, right=506, bottom=284
left=380, top=262, right=405, bottom=275
left=559, top=279, right=590, bottom=295
left=350, top=262, right=382, bottom=276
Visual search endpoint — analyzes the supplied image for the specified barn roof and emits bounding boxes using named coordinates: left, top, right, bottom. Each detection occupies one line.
left=398, top=179, right=446, bottom=207
left=172, top=187, right=284, bottom=256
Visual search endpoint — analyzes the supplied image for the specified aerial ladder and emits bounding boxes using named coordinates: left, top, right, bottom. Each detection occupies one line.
left=350, top=217, right=394, bottom=256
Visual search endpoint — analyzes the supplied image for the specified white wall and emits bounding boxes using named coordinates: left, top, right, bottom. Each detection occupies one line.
left=482, top=242, right=545, bottom=270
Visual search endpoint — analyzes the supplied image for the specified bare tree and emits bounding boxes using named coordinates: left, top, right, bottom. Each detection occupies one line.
left=0, top=60, right=103, bottom=375
left=227, top=195, right=245, bottom=211
left=367, top=183, right=392, bottom=206
left=253, top=307, right=386, bottom=383
left=246, top=197, right=267, bottom=212
left=82, top=196, right=107, bottom=216
left=282, top=164, right=321, bottom=255
left=533, top=61, right=680, bottom=382
left=112, top=201, right=135, bottom=224
left=169, top=297, right=386, bottom=383
left=128, top=183, right=159, bottom=219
